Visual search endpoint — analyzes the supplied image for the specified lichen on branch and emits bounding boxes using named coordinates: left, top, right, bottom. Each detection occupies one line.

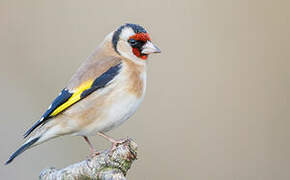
left=39, top=138, right=137, bottom=180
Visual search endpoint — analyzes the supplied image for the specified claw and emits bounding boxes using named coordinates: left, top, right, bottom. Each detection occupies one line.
left=87, top=151, right=100, bottom=159
left=109, top=138, right=128, bottom=155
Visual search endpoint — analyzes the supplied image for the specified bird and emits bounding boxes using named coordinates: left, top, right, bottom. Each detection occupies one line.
left=5, top=23, right=161, bottom=165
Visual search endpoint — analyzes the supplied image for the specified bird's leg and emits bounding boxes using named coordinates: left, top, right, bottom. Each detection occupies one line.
left=82, top=136, right=100, bottom=157
left=97, top=132, right=127, bottom=152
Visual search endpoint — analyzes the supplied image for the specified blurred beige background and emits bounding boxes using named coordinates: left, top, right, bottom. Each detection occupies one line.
left=1, top=0, right=290, bottom=179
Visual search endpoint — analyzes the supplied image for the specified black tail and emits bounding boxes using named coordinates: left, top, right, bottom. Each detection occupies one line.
left=23, top=120, right=42, bottom=138
left=5, top=137, right=40, bottom=165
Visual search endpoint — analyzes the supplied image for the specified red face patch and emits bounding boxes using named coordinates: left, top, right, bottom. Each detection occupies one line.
left=129, top=33, right=151, bottom=60
left=132, top=48, right=148, bottom=60
left=130, top=33, right=151, bottom=42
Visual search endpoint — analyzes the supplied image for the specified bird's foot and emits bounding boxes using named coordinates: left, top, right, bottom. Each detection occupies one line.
left=97, top=132, right=129, bottom=155
left=83, top=136, right=100, bottom=159
left=91, top=150, right=101, bottom=157
left=87, top=149, right=101, bottom=159
left=109, top=138, right=128, bottom=153
left=87, top=143, right=101, bottom=159
left=86, top=150, right=101, bottom=160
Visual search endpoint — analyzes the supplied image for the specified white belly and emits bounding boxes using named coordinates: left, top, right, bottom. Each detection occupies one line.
left=95, top=92, right=143, bottom=133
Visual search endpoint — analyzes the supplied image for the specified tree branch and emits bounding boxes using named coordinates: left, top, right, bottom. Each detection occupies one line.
left=39, top=138, right=137, bottom=180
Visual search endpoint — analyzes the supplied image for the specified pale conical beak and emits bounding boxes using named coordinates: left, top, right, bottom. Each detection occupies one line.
left=141, top=41, right=161, bottom=54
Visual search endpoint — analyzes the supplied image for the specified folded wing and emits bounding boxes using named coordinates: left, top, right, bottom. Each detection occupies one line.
left=24, top=58, right=122, bottom=138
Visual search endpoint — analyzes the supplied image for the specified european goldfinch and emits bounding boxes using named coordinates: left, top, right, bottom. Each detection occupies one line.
left=6, top=23, right=161, bottom=164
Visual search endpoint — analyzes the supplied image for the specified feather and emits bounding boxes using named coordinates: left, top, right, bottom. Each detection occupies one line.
left=5, top=136, right=40, bottom=165
left=23, top=62, right=122, bottom=138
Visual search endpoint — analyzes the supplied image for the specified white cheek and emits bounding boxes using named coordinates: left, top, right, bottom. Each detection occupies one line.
left=117, top=40, right=147, bottom=65
left=117, top=40, right=137, bottom=58
left=120, top=27, right=135, bottom=40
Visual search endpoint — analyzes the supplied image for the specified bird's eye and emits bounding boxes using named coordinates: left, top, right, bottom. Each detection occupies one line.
left=128, top=39, right=137, bottom=46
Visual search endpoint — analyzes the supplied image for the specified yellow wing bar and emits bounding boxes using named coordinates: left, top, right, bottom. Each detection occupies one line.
left=50, top=80, right=93, bottom=117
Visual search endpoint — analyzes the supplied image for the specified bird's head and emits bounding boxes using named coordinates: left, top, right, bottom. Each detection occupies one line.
left=111, top=23, right=161, bottom=62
